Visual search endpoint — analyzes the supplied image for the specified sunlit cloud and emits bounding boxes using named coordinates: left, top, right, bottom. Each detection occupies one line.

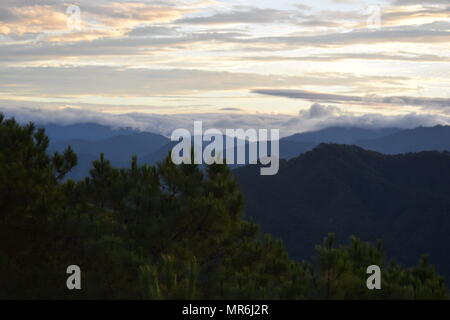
left=2, top=103, right=450, bottom=138
left=0, top=0, right=449, bottom=129
left=253, top=89, right=450, bottom=108
left=0, top=5, right=67, bottom=35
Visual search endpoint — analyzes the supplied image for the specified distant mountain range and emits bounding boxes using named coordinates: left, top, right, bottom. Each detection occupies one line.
left=50, top=131, right=169, bottom=163
left=233, top=144, right=450, bottom=280
left=356, top=126, right=450, bottom=154
left=43, top=123, right=450, bottom=179
left=42, top=122, right=450, bottom=279
left=43, top=123, right=139, bottom=142
left=284, top=126, right=401, bottom=144
left=45, top=124, right=171, bottom=179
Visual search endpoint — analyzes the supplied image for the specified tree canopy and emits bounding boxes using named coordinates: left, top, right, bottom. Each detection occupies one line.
left=0, top=115, right=447, bottom=299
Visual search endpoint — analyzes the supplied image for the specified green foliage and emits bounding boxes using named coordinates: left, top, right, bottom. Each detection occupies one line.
left=140, top=255, right=199, bottom=300
left=303, top=234, right=447, bottom=299
left=0, top=115, right=447, bottom=299
left=233, top=143, right=450, bottom=283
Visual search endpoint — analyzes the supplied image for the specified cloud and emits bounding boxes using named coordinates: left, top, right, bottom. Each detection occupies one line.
left=0, top=30, right=247, bottom=61
left=0, top=7, right=18, bottom=22
left=127, top=25, right=179, bottom=37
left=1, top=0, right=449, bottom=129
left=176, top=7, right=300, bottom=25
left=253, top=89, right=450, bottom=108
left=1, top=14, right=448, bottom=62
left=331, top=0, right=355, bottom=4
left=0, top=66, right=406, bottom=97
left=383, top=6, right=450, bottom=26
left=2, top=104, right=450, bottom=138
left=0, top=5, right=68, bottom=35
left=233, top=52, right=450, bottom=63
left=84, top=2, right=191, bottom=28
left=0, top=1, right=196, bottom=38
left=299, top=103, right=341, bottom=119
left=219, top=107, right=244, bottom=111
left=392, top=0, right=449, bottom=5
left=245, top=27, right=450, bottom=47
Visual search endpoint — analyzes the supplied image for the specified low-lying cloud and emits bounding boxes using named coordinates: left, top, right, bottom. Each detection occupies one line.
left=1, top=104, right=449, bottom=138
left=253, top=89, right=450, bottom=108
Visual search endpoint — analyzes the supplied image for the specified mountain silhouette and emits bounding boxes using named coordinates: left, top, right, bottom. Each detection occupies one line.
left=284, top=126, right=400, bottom=144
left=43, top=123, right=138, bottom=142
left=48, top=131, right=170, bottom=179
left=45, top=123, right=450, bottom=182
left=40, top=122, right=450, bottom=279
left=356, top=125, right=450, bottom=154
left=233, top=144, right=450, bottom=280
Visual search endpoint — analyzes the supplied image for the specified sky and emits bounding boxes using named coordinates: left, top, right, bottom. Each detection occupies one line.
left=0, top=0, right=449, bottom=136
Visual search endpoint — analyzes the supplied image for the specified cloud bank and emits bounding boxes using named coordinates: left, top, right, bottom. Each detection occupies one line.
left=1, top=104, right=449, bottom=138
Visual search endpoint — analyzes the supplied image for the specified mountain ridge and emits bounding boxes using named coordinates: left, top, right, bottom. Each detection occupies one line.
left=44, top=123, right=450, bottom=180
left=233, top=143, right=450, bottom=280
